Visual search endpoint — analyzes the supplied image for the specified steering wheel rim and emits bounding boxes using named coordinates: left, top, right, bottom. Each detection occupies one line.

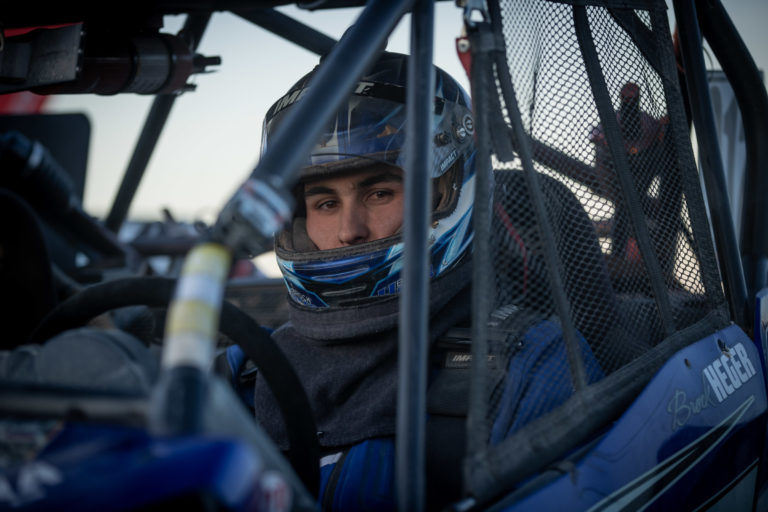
left=27, top=275, right=321, bottom=497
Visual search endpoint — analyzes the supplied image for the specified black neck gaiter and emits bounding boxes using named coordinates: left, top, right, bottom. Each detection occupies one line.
left=253, top=260, right=472, bottom=449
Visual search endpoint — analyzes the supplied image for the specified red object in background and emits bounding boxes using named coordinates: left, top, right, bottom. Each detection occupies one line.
left=0, top=92, right=49, bottom=114
left=230, top=259, right=265, bottom=279
left=4, top=23, right=78, bottom=38
left=625, top=238, right=642, bottom=264
left=0, top=24, right=80, bottom=113
left=456, top=36, right=472, bottom=78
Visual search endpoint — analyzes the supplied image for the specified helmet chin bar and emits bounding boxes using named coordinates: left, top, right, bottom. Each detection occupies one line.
left=274, top=170, right=475, bottom=309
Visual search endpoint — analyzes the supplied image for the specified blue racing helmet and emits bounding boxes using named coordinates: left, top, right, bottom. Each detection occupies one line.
left=264, top=52, right=476, bottom=309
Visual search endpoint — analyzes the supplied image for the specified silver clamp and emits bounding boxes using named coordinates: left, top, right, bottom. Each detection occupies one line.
left=461, top=0, right=489, bottom=28
left=212, top=175, right=294, bottom=259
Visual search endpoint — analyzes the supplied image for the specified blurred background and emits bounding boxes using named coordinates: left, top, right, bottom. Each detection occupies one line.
left=3, top=1, right=766, bottom=276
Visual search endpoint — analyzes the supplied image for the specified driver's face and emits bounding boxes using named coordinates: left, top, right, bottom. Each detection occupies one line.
left=304, top=165, right=404, bottom=250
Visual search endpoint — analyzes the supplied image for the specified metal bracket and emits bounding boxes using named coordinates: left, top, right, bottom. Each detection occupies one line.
left=462, top=0, right=489, bottom=28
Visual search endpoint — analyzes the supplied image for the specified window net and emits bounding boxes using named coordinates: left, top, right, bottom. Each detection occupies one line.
left=464, top=0, right=730, bottom=502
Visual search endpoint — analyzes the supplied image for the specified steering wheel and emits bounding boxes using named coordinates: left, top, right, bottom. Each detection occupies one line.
left=27, top=275, right=320, bottom=497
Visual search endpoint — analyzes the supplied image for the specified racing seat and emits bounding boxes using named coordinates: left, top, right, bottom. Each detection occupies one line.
left=491, top=169, right=643, bottom=373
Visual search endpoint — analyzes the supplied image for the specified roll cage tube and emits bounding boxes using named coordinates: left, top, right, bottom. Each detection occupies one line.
left=397, top=0, right=434, bottom=510
left=671, top=0, right=749, bottom=329
left=234, top=8, right=338, bottom=56
left=211, top=0, right=415, bottom=256
left=105, top=8, right=339, bottom=235
left=105, top=13, right=212, bottom=234
left=694, top=0, right=768, bottom=301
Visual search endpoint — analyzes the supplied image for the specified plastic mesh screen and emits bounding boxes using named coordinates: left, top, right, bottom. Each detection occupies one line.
left=465, top=0, right=729, bottom=501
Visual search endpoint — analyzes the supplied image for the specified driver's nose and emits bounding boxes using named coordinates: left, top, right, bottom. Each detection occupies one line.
left=338, top=203, right=369, bottom=246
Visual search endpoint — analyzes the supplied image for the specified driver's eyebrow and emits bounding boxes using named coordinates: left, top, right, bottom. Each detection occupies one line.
left=358, top=171, right=403, bottom=189
left=304, top=184, right=336, bottom=197
left=304, top=171, right=403, bottom=198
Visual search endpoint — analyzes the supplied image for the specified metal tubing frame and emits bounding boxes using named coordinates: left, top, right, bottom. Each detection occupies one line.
left=106, top=8, right=341, bottom=234
left=694, top=0, right=768, bottom=300
left=234, top=8, right=338, bottom=56
left=671, top=0, right=749, bottom=328
left=397, top=1, right=434, bottom=509
left=105, top=13, right=212, bottom=234
left=105, top=96, right=177, bottom=233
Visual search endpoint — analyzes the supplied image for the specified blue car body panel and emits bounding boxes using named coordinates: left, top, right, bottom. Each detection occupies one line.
left=500, top=323, right=768, bottom=511
left=0, top=423, right=272, bottom=511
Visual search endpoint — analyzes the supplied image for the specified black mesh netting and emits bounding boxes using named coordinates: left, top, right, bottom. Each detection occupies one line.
left=464, top=0, right=730, bottom=502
